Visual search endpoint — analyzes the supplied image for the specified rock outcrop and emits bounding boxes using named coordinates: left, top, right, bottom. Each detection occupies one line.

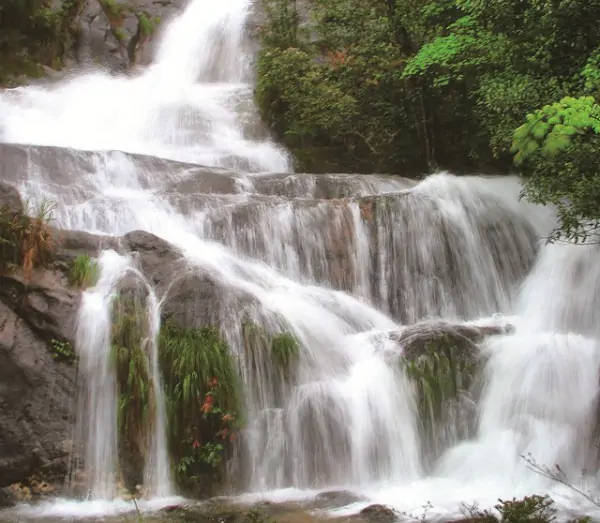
left=390, top=319, right=513, bottom=362
left=0, top=273, right=77, bottom=494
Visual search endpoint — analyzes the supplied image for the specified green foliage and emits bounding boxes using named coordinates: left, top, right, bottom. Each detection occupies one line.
left=582, top=49, right=600, bottom=96
left=0, top=199, right=55, bottom=276
left=68, top=254, right=99, bottom=289
left=270, top=332, right=300, bottom=370
left=137, top=12, right=160, bottom=39
left=511, top=97, right=600, bottom=242
left=50, top=338, right=77, bottom=364
left=159, top=321, right=242, bottom=489
left=0, top=0, right=85, bottom=84
left=512, top=97, right=600, bottom=163
left=255, top=0, right=430, bottom=173
left=242, top=321, right=300, bottom=375
left=111, top=293, right=154, bottom=463
left=98, top=0, right=132, bottom=24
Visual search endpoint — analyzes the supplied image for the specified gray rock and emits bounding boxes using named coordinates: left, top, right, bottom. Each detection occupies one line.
left=0, top=184, right=23, bottom=215
left=76, top=0, right=184, bottom=71
left=0, top=271, right=79, bottom=345
left=0, top=287, right=77, bottom=493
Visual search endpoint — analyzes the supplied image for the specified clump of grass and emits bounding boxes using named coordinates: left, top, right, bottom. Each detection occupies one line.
left=461, top=494, right=590, bottom=523
left=69, top=254, right=99, bottom=289
left=242, top=320, right=300, bottom=371
left=0, top=199, right=55, bottom=276
left=271, top=331, right=300, bottom=370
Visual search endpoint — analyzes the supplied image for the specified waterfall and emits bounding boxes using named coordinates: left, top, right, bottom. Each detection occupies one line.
left=1, top=0, right=600, bottom=519
left=74, top=251, right=172, bottom=498
left=0, top=0, right=290, bottom=171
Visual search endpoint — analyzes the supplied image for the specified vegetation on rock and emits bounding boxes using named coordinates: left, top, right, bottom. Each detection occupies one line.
left=463, top=494, right=591, bottom=523
left=50, top=338, right=78, bottom=364
left=69, top=253, right=99, bottom=288
left=159, top=320, right=242, bottom=493
left=404, top=338, right=476, bottom=430
left=0, top=0, right=85, bottom=85
left=97, top=0, right=162, bottom=67
left=0, top=199, right=55, bottom=276
left=111, top=290, right=156, bottom=491
left=242, top=320, right=300, bottom=375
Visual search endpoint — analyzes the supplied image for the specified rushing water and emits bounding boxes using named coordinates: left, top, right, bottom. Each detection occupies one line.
left=1, top=0, right=600, bottom=519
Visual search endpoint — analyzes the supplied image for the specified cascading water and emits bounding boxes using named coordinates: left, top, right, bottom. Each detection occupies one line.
left=73, top=250, right=172, bottom=499
left=0, top=0, right=290, bottom=171
left=1, top=0, right=600, bottom=519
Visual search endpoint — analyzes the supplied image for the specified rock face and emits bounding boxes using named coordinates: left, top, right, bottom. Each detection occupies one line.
left=77, top=0, right=182, bottom=70
left=0, top=184, right=23, bottom=215
left=0, top=270, right=78, bottom=499
left=65, top=0, right=185, bottom=72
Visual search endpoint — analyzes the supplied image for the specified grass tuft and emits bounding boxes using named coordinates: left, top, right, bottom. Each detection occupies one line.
left=69, top=254, right=99, bottom=289
left=0, top=198, right=55, bottom=276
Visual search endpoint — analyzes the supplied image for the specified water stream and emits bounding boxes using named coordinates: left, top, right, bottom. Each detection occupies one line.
left=1, top=0, right=600, bottom=520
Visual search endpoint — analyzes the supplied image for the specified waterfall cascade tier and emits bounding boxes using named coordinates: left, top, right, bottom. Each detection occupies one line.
left=1, top=0, right=600, bottom=519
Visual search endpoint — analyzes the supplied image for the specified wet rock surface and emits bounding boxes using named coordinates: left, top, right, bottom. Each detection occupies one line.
left=391, top=320, right=513, bottom=361
left=0, top=143, right=413, bottom=201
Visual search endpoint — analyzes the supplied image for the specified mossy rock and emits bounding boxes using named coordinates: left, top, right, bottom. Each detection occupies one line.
left=391, top=320, right=512, bottom=362
left=388, top=319, right=513, bottom=460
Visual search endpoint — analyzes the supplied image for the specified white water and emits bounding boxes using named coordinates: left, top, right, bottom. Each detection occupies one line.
left=0, top=0, right=290, bottom=172
left=74, top=251, right=173, bottom=499
left=1, top=0, right=600, bottom=520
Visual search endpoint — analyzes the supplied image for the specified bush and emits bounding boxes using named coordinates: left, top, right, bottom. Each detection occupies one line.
left=0, top=199, right=55, bottom=276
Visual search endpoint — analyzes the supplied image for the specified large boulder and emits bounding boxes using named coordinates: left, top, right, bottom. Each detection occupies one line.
left=385, top=319, right=513, bottom=467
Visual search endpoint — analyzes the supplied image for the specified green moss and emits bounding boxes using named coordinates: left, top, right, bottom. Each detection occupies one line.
left=403, top=335, right=477, bottom=429
left=98, top=0, right=133, bottom=25
left=242, top=320, right=300, bottom=372
left=270, top=332, right=300, bottom=370
left=137, top=12, right=161, bottom=39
